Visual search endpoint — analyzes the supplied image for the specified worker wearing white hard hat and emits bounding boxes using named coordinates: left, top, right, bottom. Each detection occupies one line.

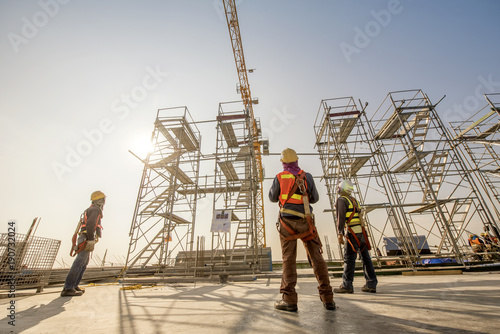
left=335, top=179, right=378, bottom=294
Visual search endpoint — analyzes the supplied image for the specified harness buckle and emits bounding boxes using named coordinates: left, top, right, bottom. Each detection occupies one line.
left=296, top=178, right=306, bottom=194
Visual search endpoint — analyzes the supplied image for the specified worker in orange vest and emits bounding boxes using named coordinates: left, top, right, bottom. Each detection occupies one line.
left=269, top=148, right=335, bottom=312
left=468, top=234, right=484, bottom=250
left=61, top=191, right=105, bottom=297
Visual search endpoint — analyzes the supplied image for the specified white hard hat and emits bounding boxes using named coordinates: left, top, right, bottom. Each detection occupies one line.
left=338, top=180, right=354, bottom=193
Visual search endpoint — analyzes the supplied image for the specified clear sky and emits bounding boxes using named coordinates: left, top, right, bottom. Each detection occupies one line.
left=1, top=0, right=500, bottom=267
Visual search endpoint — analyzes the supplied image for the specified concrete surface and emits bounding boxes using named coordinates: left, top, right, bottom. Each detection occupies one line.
left=1, top=271, right=500, bottom=334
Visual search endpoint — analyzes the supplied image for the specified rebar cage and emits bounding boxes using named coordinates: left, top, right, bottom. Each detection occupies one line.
left=0, top=233, right=61, bottom=291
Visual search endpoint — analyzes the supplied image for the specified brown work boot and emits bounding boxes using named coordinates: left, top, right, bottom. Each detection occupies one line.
left=60, top=288, right=83, bottom=297
left=361, top=285, right=376, bottom=293
left=274, top=299, right=298, bottom=312
left=323, top=301, right=336, bottom=310
left=333, top=285, right=353, bottom=294
left=75, top=286, right=85, bottom=294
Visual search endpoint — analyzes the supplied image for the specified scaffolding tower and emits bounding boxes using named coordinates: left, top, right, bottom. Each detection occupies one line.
left=211, top=101, right=258, bottom=265
left=314, top=97, right=415, bottom=265
left=369, top=90, right=494, bottom=263
left=125, top=107, right=202, bottom=269
left=316, top=90, right=496, bottom=268
left=449, top=93, right=500, bottom=239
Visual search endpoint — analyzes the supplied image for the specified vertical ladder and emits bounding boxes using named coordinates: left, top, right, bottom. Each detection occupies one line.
left=324, top=235, right=333, bottom=262
left=230, top=219, right=251, bottom=263
left=423, top=151, right=448, bottom=201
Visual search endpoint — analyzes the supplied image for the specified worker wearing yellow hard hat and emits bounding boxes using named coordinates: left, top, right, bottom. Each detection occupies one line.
left=61, top=190, right=106, bottom=297
left=270, top=148, right=335, bottom=312
left=91, top=190, right=106, bottom=201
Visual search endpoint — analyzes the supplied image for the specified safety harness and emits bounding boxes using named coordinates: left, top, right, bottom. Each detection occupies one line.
left=277, top=171, right=318, bottom=242
left=70, top=206, right=102, bottom=257
left=342, top=194, right=371, bottom=253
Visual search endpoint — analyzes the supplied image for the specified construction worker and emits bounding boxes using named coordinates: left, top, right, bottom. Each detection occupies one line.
left=61, top=191, right=105, bottom=297
left=468, top=234, right=485, bottom=252
left=269, top=148, right=335, bottom=312
left=334, top=180, right=378, bottom=294
left=481, top=232, right=499, bottom=257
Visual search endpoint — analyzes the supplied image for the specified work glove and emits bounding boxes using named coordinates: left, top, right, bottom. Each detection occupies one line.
left=338, top=234, right=344, bottom=245
left=84, top=240, right=95, bottom=252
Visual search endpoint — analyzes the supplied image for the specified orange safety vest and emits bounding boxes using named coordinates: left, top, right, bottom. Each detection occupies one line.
left=469, top=237, right=482, bottom=245
left=80, top=205, right=103, bottom=233
left=277, top=170, right=307, bottom=206
left=70, top=205, right=103, bottom=257
left=276, top=171, right=319, bottom=243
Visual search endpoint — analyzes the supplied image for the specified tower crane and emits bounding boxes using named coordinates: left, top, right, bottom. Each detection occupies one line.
left=222, top=0, right=266, bottom=247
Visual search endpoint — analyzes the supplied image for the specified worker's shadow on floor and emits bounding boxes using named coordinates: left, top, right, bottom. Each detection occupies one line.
left=5, top=295, right=69, bottom=332
left=117, top=284, right=229, bottom=334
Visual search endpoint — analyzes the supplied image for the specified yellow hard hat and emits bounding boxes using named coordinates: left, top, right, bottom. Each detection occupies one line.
left=91, top=191, right=106, bottom=201
left=280, top=148, right=298, bottom=163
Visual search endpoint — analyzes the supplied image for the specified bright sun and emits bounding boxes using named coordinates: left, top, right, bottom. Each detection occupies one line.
left=130, top=135, right=153, bottom=158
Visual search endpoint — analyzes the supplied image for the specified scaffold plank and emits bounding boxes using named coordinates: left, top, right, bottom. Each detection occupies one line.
left=141, top=186, right=175, bottom=214
left=391, top=152, right=430, bottom=173
left=155, top=120, right=177, bottom=146
left=177, top=185, right=242, bottom=195
left=476, top=121, right=500, bottom=139
left=148, top=151, right=183, bottom=168
left=409, top=198, right=456, bottom=214
left=216, top=113, right=247, bottom=121
left=158, top=212, right=191, bottom=225
left=218, top=161, right=239, bottom=181
left=220, top=122, right=239, bottom=148
left=165, top=166, right=194, bottom=184
left=455, top=109, right=497, bottom=139
left=337, top=116, right=359, bottom=143
left=348, top=155, right=371, bottom=175
left=171, top=126, right=199, bottom=151
left=375, top=111, right=412, bottom=139
left=235, top=146, right=251, bottom=161
left=316, top=117, right=329, bottom=143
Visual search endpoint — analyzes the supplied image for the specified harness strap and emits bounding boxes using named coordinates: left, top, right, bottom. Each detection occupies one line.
left=277, top=171, right=319, bottom=244
left=279, top=207, right=306, bottom=218
left=346, top=225, right=363, bottom=252
left=70, top=206, right=102, bottom=257
left=343, top=195, right=371, bottom=252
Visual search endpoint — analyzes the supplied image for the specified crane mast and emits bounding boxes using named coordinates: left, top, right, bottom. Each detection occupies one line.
left=222, top=0, right=266, bottom=247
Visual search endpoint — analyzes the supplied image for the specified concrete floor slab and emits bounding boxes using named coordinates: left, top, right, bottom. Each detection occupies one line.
left=1, top=271, right=499, bottom=333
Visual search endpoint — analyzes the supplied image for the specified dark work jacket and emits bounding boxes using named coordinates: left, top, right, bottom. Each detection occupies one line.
left=80, top=205, right=103, bottom=241
left=336, top=196, right=349, bottom=234
left=268, top=172, right=319, bottom=217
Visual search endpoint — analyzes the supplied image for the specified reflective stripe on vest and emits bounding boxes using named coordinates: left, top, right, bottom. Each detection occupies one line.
left=277, top=170, right=306, bottom=206
left=80, top=206, right=103, bottom=234
left=343, top=195, right=362, bottom=234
